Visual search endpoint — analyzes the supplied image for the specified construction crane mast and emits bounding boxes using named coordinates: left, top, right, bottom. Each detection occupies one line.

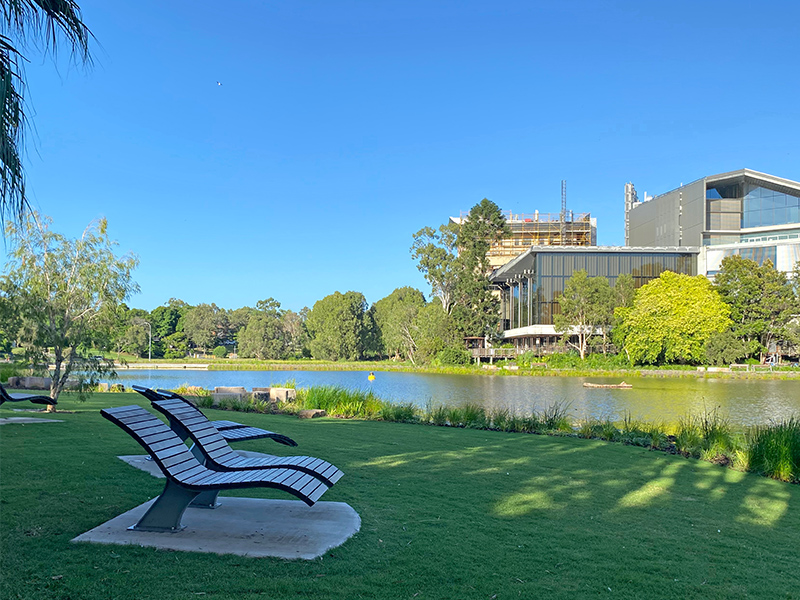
left=560, top=180, right=567, bottom=245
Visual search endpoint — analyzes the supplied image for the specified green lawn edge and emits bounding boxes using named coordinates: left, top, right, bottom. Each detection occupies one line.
left=2, top=391, right=800, bottom=599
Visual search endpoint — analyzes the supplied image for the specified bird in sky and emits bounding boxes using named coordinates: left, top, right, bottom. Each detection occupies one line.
left=216, top=81, right=222, bottom=86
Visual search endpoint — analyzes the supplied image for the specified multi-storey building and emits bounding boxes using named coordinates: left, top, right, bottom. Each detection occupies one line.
left=626, top=169, right=800, bottom=276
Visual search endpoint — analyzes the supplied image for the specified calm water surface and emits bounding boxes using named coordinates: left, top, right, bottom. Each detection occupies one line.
left=110, top=369, right=800, bottom=427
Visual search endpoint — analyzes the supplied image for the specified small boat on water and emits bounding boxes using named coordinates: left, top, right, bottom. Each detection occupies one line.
left=583, top=381, right=633, bottom=389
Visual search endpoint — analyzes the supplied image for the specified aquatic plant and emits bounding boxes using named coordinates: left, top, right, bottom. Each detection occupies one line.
left=746, top=418, right=800, bottom=482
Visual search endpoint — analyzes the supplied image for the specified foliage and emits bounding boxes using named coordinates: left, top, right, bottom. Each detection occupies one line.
left=372, top=287, right=426, bottom=361
left=212, top=345, right=227, bottom=359
left=237, top=297, right=287, bottom=360
left=411, top=199, right=509, bottom=339
left=553, top=270, right=612, bottom=359
left=456, top=198, right=511, bottom=275
left=0, top=0, right=92, bottom=227
left=410, top=221, right=460, bottom=314
left=704, top=329, right=749, bottom=366
left=542, top=352, right=628, bottom=370
left=408, top=300, right=460, bottom=365
left=281, top=308, right=310, bottom=358
left=162, top=331, right=188, bottom=359
left=451, top=199, right=510, bottom=337
left=183, top=303, right=225, bottom=352
left=714, top=256, right=796, bottom=359
left=306, top=291, right=377, bottom=361
left=149, top=303, right=184, bottom=339
left=746, top=418, right=800, bottom=482
left=615, top=271, right=731, bottom=365
left=435, top=346, right=471, bottom=365
left=2, top=212, right=138, bottom=403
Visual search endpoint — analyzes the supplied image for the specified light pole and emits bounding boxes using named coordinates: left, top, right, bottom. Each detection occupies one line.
left=145, top=321, right=152, bottom=362
left=135, top=318, right=152, bottom=362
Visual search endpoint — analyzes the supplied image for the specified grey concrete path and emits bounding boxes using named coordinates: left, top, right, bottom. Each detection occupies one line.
left=0, top=417, right=64, bottom=425
left=72, top=497, right=361, bottom=559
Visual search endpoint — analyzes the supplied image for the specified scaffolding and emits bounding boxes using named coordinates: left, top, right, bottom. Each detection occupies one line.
left=457, top=209, right=595, bottom=268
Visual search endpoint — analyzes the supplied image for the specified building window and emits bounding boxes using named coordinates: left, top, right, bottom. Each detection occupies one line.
left=743, top=184, right=800, bottom=229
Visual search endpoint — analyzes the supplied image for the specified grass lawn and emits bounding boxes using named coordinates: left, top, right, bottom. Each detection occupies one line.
left=2, top=392, right=800, bottom=599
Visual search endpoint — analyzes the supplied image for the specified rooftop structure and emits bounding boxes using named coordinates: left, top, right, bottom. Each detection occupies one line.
left=626, top=169, right=800, bottom=249
left=451, top=209, right=597, bottom=271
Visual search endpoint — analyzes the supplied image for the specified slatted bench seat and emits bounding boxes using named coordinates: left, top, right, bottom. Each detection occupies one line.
left=0, top=382, right=56, bottom=406
left=149, top=395, right=343, bottom=484
left=101, top=405, right=330, bottom=532
left=131, top=385, right=297, bottom=446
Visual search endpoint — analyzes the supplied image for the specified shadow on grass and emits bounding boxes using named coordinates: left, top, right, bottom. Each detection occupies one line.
left=3, top=392, right=800, bottom=599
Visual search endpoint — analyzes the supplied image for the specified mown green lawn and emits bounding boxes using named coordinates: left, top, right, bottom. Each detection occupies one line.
left=2, top=392, right=799, bottom=599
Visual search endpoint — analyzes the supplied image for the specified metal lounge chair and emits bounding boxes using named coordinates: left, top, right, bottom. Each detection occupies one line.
left=0, top=382, right=56, bottom=407
left=101, top=405, right=329, bottom=532
left=132, top=386, right=342, bottom=508
left=131, top=385, right=297, bottom=446
left=147, top=392, right=343, bottom=485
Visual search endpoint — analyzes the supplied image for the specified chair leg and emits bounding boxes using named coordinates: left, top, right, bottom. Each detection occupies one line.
left=129, top=480, right=200, bottom=532
left=190, top=490, right=220, bottom=508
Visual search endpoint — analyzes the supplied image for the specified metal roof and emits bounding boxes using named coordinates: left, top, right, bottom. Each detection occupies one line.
left=489, top=245, right=699, bottom=283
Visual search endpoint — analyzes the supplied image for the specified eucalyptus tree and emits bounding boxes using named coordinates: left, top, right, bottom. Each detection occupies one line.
left=0, top=0, right=93, bottom=226
left=307, top=291, right=375, bottom=361
left=411, top=222, right=460, bottom=315
left=237, top=298, right=286, bottom=360
left=3, top=212, right=138, bottom=406
left=373, top=287, right=426, bottom=361
left=553, top=270, right=612, bottom=360
left=411, top=199, right=510, bottom=340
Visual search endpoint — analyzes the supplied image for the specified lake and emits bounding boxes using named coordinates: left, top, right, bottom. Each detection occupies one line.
left=109, top=369, right=800, bottom=427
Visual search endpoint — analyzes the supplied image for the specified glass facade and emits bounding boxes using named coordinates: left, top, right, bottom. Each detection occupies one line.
left=705, top=181, right=800, bottom=235
left=498, top=251, right=696, bottom=328
left=743, top=184, right=800, bottom=229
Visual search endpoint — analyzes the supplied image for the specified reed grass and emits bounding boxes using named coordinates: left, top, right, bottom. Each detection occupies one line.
left=178, top=382, right=800, bottom=485
left=746, top=417, right=800, bottom=482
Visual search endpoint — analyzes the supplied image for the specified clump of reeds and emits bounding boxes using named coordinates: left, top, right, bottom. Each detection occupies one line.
left=675, top=407, right=738, bottom=462
left=424, top=402, right=449, bottom=426
left=379, top=402, right=418, bottom=423
left=745, top=418, right=800, bottom=482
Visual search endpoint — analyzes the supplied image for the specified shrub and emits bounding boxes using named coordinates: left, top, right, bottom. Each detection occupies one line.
left=698, top=407, right=736, bottom=460
left=0, top=362, right=24, bottom=382
left=212, top=346, right=228, bottom=359
left=196, top=395, right=214, bottom=409
left=577, top=418, right=600, bottom=439
left=436, top=347, right=471, bottom=366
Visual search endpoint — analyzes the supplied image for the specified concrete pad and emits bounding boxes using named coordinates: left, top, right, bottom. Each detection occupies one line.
left=72, top=497, right=361, bottom=559
left=0, top=417, right=64, bottom=425
left=118, top=455, right=165, bottom=477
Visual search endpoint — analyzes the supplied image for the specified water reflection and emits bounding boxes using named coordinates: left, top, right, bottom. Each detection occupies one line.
left=110, top=370, right=800, bottom=427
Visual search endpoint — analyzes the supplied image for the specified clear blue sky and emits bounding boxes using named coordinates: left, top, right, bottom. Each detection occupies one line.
left=10, top=0, right=800, bottom=312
